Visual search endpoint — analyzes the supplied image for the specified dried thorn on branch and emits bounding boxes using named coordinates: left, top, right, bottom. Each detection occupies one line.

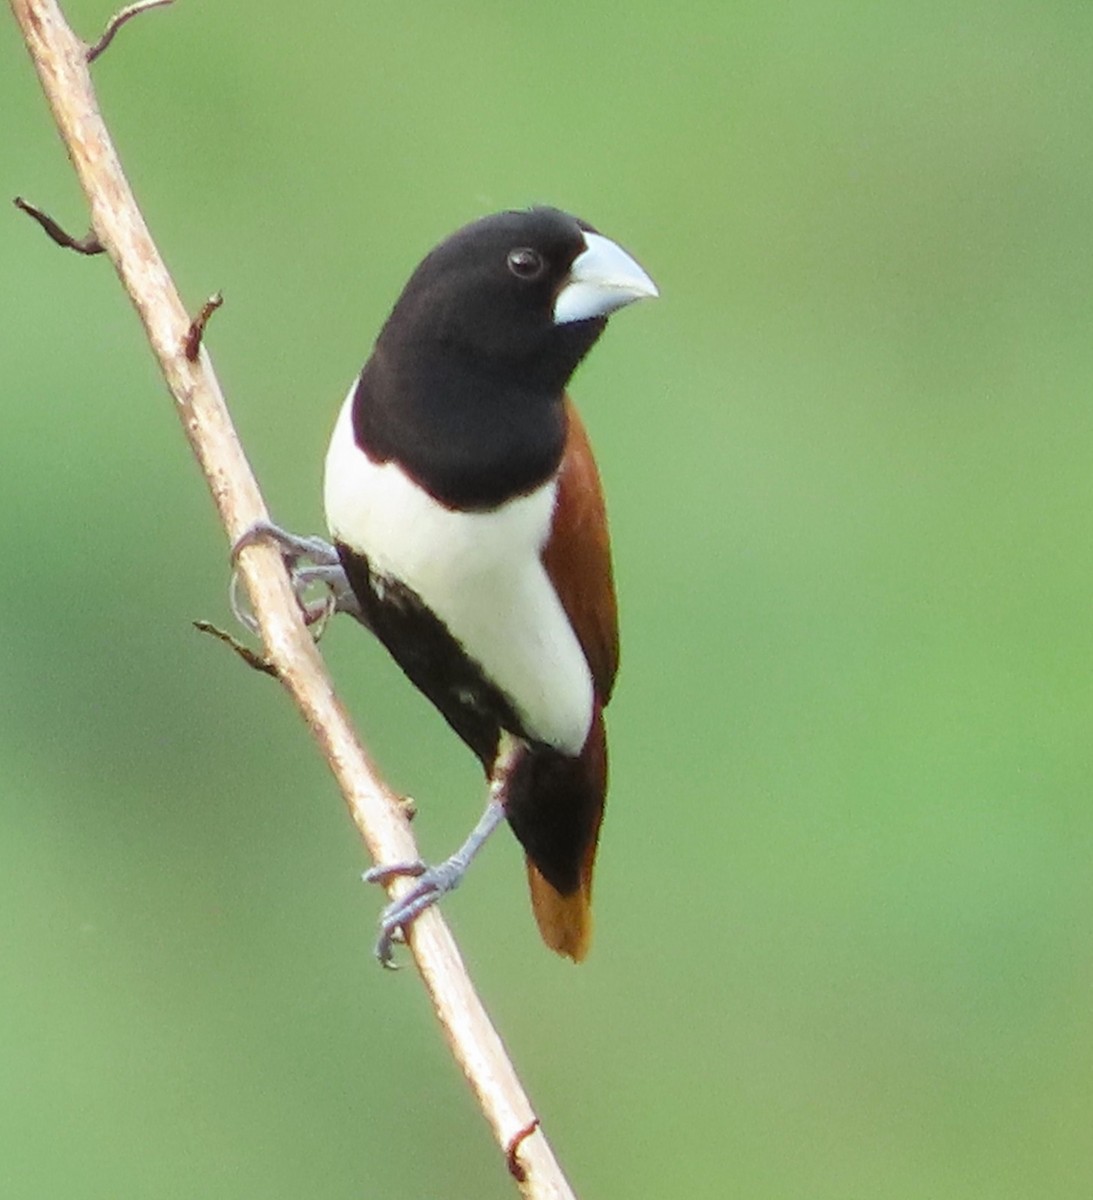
left=193, top=620, right=279, bottom=678
left=13, top=197, right=104, bottom=254
left=86, top=0, right=175, bottom=63
left=505, top=1119, right=541, bottom=1183
left=184, top=292, right=223, bottom=361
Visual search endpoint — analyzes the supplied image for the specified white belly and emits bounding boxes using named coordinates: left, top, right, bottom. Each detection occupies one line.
left=323, top=387, right=594, bottom=755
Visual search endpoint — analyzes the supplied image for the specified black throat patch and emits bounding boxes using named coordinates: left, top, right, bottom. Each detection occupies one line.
left=349, top=349, right=571, bottom=511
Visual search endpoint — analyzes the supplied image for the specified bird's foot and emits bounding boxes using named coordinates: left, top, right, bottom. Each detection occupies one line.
left=230, top=519, right=365, bottom=633
left=363, top=857, right=468, bottom=968
left=363, top=800, right=505, bottom=968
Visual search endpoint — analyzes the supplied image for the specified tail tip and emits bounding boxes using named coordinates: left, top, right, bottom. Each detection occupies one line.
left=526, top=861, right=593, bottom=962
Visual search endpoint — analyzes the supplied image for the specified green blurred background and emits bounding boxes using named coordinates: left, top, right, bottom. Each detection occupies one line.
left=5, top=1, right=1093, bottom=1196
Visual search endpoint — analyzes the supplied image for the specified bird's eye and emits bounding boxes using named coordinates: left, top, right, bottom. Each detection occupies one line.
left=507, top=247, right=545, bottom=280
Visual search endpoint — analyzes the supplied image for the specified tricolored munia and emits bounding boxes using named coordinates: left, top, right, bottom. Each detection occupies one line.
left=236, top=207, right=657, bottom=964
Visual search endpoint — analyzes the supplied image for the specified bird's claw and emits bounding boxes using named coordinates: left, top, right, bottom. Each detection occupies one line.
left=229, top=520, right=364, bottom=633
left=364, top=859, right=464, bottom=968
left=231, top=521, right=342, bottom=568
left=363, top=859, right=428, bottom=887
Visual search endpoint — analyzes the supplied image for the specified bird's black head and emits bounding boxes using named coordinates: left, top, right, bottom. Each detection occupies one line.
left=376, top=207, right=657, bottom=395
left=353, top=207, right=656, bottom=509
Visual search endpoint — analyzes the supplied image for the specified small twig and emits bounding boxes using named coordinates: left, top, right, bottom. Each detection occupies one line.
left=193, top=620, right=278, bottom=677
left=86, top=0, right=173, bottom=62
left=183, top=291, right=223, bottom=360
left=13, top=196, right=104, bottom=254
left=507, top=1119, right=542, bottom=1183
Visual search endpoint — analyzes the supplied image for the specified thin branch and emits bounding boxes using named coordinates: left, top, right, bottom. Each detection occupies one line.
left=507, top=1119, right=543, bottom=1183
left=9, top=3, right=576, bottom=1197
left=183, top=291, right=222, bottom=360
left=192, top=620, right=277, bottom=677
left=13, top=195, right=104, bottom=253
left=86, top=0, right=173, bottom=62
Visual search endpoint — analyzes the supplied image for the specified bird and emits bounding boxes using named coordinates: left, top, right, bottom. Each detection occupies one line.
left=237, top=207, right=657, bottom=964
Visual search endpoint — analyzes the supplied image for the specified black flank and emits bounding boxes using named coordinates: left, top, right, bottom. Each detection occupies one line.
left=337, top=542, right=593, bottom=895
left=336, top=543, right=528, bottom=768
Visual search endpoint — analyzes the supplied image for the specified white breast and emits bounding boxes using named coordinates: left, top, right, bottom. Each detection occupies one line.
left=323, top=386, right=594, bottom=756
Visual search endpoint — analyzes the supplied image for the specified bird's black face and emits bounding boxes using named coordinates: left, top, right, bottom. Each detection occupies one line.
left=386, top=207, right=603, bottom=374
left=352, top=206, right=656, bottom=508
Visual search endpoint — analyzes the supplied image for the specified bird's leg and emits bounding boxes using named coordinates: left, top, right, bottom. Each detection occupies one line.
left=230, top=519, right=366, bottom=632
left=365, top=735, right=526, bottom=967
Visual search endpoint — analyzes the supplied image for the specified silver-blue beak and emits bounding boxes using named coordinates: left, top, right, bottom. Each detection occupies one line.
left=553, top=231, right=659, bottom=325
